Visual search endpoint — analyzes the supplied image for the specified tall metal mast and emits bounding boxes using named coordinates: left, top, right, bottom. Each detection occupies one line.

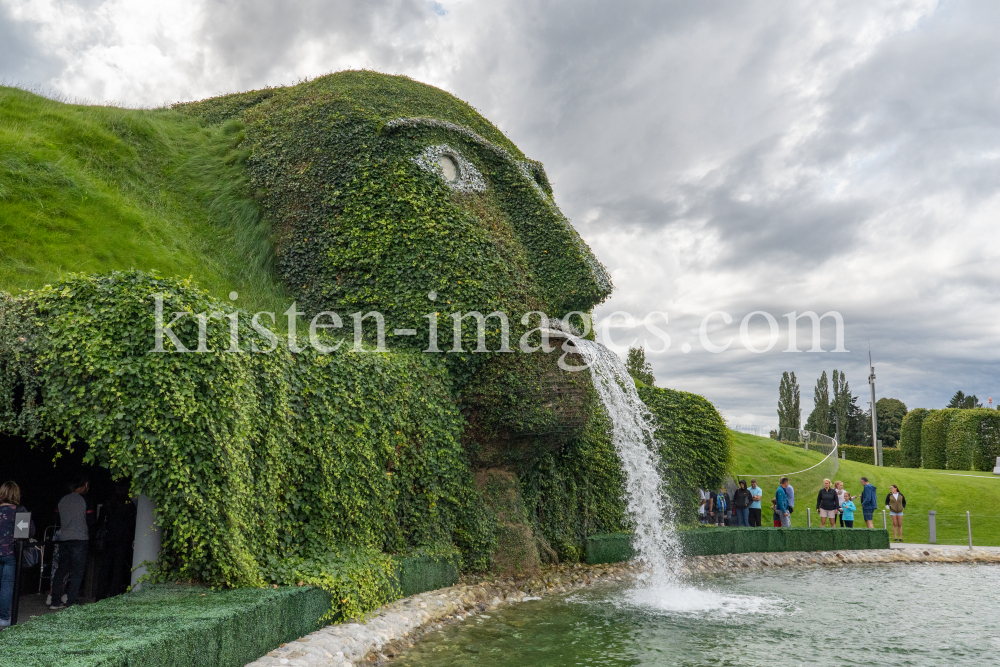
left=868, top=350, right=880, bottom=466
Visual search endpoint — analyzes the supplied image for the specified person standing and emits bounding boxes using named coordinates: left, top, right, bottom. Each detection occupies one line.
left=1, top=481, right=26, bottom=628
left=733, top=481, right=752, bottom=527
left=840, top=492, right=857, bottom=528
left=785, top=481, right=795, bottom=519
left=834, top=481, right=846, bottom=527
left=50, top=476, right=94, bottom=610
left=698, top=487, right=710, bottom=524
left=94, top=482, right=136, bottom=601
left=816, top=478, right=840, bottom=528
left=715, top=486, right=729, bottom=526
left=748, top=479, right=763, bottom=527
left=775, top=478, right=791, bottom=528
left=885, top=484, right=906, bottom=542
left=860, top=477, right=878, bottom=529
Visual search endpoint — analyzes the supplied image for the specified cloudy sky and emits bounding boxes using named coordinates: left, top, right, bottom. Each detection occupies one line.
left=3, top=0, right=999, bottom=428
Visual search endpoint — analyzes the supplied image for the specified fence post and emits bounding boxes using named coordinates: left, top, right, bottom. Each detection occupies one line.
left=882, top=509, right=887, bottom=530
left=928, top=510, right=936, bottom=544
left=807, top=508, right=812, bottom=527
left=967, top=511, right=973, bottom=550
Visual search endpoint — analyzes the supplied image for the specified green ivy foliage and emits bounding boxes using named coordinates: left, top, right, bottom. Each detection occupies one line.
left=175, top=71, right=612, bottom=388
left=637, top=386, right=733, bottom=524
left=920, top=409, right=956, bottom=470
left=0, top=271, right=493, bottom=619
left=518, top=407, right=628, bottom=562
left=899, top=408, right=929, bottom=469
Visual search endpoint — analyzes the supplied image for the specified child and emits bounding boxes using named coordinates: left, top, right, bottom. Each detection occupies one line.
left=771, top=497, right=782, bottom=527
left=840, top=492, right=857, bottom=528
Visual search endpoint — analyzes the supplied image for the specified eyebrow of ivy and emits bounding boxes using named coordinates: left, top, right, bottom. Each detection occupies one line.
left=382, top=116, right=528, bottom=174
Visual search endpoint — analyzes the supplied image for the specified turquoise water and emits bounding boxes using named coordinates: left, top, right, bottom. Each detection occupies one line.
left=392, top=564, right=1000, bottom=666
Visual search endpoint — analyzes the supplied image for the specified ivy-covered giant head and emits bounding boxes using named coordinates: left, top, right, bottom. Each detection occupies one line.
left=177, top=71, right=612, bottom=359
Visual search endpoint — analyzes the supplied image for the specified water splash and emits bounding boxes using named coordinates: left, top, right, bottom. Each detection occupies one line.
left=567, top=335, right=680, bottom=585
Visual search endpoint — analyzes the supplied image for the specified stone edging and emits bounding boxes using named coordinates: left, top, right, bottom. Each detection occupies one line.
left=247, top=548, right=1000, bottom=667
left=245, top=562, right=636, bottom=667
left=682, top=546, right=1000, bottom=573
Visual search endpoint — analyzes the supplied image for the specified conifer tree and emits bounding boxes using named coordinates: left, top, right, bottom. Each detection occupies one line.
left=777, top=371, right=801, bottom=429
left=830, top=369, right=850, bottom=442
left=805, top=370, right=830, bottom=435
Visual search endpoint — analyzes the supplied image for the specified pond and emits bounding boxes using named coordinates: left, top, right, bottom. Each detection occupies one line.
left=392, top=563, right=1000, bottom=666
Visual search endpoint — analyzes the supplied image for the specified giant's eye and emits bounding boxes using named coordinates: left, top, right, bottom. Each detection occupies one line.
left=438, top=154, right=459, bottom=182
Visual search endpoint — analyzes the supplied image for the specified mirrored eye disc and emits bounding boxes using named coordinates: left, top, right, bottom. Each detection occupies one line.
left=438, top=154, right=459, bottom=181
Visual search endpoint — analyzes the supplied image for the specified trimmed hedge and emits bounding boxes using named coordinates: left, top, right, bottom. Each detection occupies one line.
left=921, top=409, right=956, bottom=470
left=395, top=554, right=461, bottom=597
left=899, top=408, right=929, bottom=468
left=975, top=412, right=1000, bottom=472
left=945, top=408, right=994, bottom=471
left=839, top=445, right=904, bottom=468
left=0, top=585, right=332, bottom=667
left=1, top=555, right=461, bottom=667
left=585, top=528, right=889, bottom=563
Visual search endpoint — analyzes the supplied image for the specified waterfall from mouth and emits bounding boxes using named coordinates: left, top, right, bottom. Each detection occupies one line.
left=570, top=337, right=679, bottom=584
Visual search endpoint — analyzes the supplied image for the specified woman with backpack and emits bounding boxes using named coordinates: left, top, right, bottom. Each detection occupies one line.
left=885, top=484, right=906, bottom=542
left=733, top=480, right=752, bottom=527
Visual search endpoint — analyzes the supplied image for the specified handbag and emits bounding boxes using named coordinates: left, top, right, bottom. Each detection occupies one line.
left=21, top=542, right=40, bottom=568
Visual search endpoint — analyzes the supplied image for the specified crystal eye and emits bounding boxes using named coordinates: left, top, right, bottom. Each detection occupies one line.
left=437, top=154, right=459, bottom=182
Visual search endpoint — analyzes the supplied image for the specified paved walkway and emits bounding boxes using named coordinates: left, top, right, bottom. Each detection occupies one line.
left=890, top=542, right=1000, bottom=551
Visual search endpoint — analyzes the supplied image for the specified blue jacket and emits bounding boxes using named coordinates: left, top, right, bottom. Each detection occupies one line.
left=861, top=484, right=878, bottom=510
left=841, top=500, right=857, bottom=522
left=775, top=485, right=789, bottom=513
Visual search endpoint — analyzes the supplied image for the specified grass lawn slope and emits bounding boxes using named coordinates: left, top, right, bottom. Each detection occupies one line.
left=731, top=431, right=1000, bottom=546
left=0, top=87, right=287, bottom=313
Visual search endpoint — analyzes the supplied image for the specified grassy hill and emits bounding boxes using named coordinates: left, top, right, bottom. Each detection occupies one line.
left=0, top=86, right=287, bottom=313
left=731, top=431, right=1000, bottom=546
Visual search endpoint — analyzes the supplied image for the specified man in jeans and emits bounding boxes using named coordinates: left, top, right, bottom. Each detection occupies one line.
left=748, top=479, right=763, bottom=527
left=50, top=475, right=94, bottom=610
left=775, top=477, right=792, bottom=527
left=860, top=476, right=878, bottom=529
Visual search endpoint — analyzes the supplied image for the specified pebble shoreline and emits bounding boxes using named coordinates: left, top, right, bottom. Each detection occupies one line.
left=246, top=547, right=1000, bottom=667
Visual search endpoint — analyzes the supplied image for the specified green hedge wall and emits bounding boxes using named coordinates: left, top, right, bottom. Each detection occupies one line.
left=637, top=386, right=732, bottom=524
left=585, top=528, right=889, bottom=563
left=899, top=408, right=929, bottom=468
left=945, top=408, right=993, bottom=471
left=839, top=445, right=904, bottom=468
left=975, top=412, right=1000, bottom=472
left=0, top=585, right=332, bottom=667
left=921, top=409, right=956, bottom=470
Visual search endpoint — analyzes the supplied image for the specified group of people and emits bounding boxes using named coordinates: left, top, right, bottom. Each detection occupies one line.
left=699, top=476, right=908, bottom=539
left=0, top=475, right=136, bottom=629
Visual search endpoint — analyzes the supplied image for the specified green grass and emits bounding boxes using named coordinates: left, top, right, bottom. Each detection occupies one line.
left=731, top=431, right=1000, bottom=546
left=0, top=87, right=288, bottom=315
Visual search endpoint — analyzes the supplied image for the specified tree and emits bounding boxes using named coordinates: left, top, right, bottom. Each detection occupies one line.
left=875, top=397, right=908, bottom=448
left=948, top=390, right=983, bottom=409
left=777, top=371, right=801, bottom=429
left=804, top=371, right=830, bottom=436
left=830, top=369, right=851, bottom=443
left=847, top=402, right=872, bottom=446
left=625, top=345, right=656, bottom=387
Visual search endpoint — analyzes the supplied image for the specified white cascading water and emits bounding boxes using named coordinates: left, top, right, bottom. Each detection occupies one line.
left=569, top=336, right=680, bottom=585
